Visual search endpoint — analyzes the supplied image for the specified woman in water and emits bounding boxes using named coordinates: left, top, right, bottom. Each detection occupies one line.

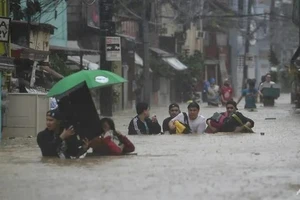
left=89, top=118, right=135, bottom=155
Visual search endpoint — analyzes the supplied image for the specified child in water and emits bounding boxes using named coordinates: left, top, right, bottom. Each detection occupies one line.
left=237, top=80, right=258, bottom=110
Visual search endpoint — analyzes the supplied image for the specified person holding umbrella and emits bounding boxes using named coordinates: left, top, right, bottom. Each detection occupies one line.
left=37, top=109, right=89, bottom=159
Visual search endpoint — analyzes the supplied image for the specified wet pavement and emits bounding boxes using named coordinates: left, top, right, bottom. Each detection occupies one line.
left=1, top=94, right=300, bottom=200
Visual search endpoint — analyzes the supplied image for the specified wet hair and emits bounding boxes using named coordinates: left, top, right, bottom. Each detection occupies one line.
left=136, top=102, right=149, bottom=115
left=100, top=118, right=116, bottom=132
left=187, top=102, right=200, bottom=110
left=46, top=108, right=63, bottom=120
left=169, top=103, right=179, bottom=110
left=248, top=80, right=255, bottom=89
left=226, top=100, right=238, bottom=110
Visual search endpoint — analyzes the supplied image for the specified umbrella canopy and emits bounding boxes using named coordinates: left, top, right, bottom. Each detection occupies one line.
left=47, top=70, right=126, bottom=99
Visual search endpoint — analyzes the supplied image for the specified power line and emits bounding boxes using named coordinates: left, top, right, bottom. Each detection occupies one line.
left=82, top=0, right=96, bottom=6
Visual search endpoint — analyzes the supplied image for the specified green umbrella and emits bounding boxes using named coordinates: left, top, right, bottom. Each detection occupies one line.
left=47, top=70, right=127, bottom=98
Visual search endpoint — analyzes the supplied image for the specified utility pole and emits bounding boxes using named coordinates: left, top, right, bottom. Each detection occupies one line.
left=199, top=0, right=204, bottom=54
left=270, top=0, right=275, bottom=46
left=269, top=0, right=275, bottom=67
left=142, top=0, right=151, bottom=105
left=99, top=0, right=115, bottom=116
left=242, top=0, right=252, bottom=88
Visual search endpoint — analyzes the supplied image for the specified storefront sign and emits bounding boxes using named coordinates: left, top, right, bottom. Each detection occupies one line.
left=106, top=37, right=121, bottom=61
left=0, top=17, right=10, bottom=42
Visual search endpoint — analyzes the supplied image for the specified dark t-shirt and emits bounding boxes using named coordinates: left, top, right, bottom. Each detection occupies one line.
left=162, top=117, right=176, bottom=134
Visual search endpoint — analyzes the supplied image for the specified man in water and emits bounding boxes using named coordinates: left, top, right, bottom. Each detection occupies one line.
left=37, top=109, right=89, bottom=158
left=206, top=100, right=254, bottom=133
left=162, top=103, right=181, bottom=134
left=128, top=102, right=161, bottom=135
left=169, top=102, right=206, bottom=134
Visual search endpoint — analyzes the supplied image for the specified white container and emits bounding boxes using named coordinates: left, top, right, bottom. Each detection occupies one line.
left=3, top=93, right=50, bottom=138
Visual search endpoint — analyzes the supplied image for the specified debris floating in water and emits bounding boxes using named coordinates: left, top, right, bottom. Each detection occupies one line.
left=265, top=118, right=276, bottom=120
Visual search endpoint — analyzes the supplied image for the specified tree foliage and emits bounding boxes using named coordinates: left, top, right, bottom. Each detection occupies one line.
left=49, top=53, right=73, bottom=77
left=10, top=0, right=42, bottom=20
left=269, top=49, right=280, bottom=66
left=176, top=50, right=204, bottom=85
left=150, top=56, right=174, bottom=78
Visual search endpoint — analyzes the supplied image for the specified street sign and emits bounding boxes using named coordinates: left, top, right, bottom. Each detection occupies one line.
left=0, top=17, right=10, bottom=42
left=106, top=36, right=121, bottom=61
left=246, top=54, right=254, bottom=66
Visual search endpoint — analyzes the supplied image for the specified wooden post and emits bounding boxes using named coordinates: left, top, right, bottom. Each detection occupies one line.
left=80, top=53, right=83, bottom=70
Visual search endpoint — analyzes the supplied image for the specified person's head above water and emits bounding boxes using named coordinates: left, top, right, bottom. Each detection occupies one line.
left=248, top=79, right=255, bottom=89
left=226, top=100, right=238, bottom=114
left=224, top=79, right=230, bottom=86
left=46, top=108, right=63, bottom=131
left=209, top=78, right=216, bottom=85
left=169, top=103, right=180, bottom=118
left=100, top=118, right=116, bottom=133
left=187, top=102, right=200, bottom=120
left=265, top=73, right=271, bottom=82
left=136, top=102, right=150, bottom=118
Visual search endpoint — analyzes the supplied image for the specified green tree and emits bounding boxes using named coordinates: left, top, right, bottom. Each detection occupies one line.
left=49, top=53, right=73, bottom=77
left=177, top=50, right=204, bottom=84
left=269, top=48, right=280, bottom=66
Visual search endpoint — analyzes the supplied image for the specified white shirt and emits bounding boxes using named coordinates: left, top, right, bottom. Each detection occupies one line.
left=50, top=98, right=58, bottom=110
left=171, top=113, right=206, bottom=134
left=259, top=81, right=275, bottom=91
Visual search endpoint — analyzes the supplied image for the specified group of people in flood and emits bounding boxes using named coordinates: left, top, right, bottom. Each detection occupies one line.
left=203, top=73, right=277, bottom=110
left=128, top=100, right=254, bottom=135
left=39, top=75, right=278, bottom=159
left=37, top=109, right=135, bottom=159
left=37, top=99, right=255, bottom=159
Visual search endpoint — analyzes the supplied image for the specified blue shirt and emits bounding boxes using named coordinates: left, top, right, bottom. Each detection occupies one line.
left=242, top=88, right=258, bottom=109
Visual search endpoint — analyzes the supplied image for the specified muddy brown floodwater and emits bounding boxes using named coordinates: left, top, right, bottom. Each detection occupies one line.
left=0, top=94, right=300, bottom=200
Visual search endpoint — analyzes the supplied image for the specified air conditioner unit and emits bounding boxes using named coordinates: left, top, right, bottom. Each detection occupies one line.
left=197, top=31, right=206, bottom=39
left=176, top=24, right=184, bottom=32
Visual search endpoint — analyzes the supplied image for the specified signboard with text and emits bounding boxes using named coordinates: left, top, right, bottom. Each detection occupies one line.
left=105, top=36, right=121, bottom=61
left=0, top=17, right=10, bottom=42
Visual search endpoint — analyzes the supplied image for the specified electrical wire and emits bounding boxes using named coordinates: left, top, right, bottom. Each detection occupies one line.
left=82, top=0, right=96, bottom=6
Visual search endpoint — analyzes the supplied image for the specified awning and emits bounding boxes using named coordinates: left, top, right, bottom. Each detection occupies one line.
left=116, top=33, right=142, bottom=44
left=11, top=20, right=56, bottom=34
left=0, top=56, right=15, bottom=70
left=11, top=43, right=49, bottom=61
left=150, top=47, right=188, bottom=71
left=67, top=56, right=99, bottom=70
left=162, top=57, right=188, bottom=71
left=150, top=47, right=173, bottom=57
left=39, top=65, right=64, bottom=79
left=135, top=53, right=143, bottom=66
left=134, top=52, right=153, bottom=72
left=50, top=45, right=100, bottom=56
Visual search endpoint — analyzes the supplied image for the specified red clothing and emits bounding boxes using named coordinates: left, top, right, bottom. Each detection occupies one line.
left=205, top=112, right=229, bottom=133
left=221, top=86, right=233, bottom=103
left=89, top=135, right=135, bottom=155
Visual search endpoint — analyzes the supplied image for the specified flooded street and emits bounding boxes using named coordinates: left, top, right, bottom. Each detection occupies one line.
left=1, top=94, right=300, bottom=200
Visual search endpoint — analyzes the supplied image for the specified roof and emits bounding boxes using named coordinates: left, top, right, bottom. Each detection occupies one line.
left=150, top=47, right=173, bottom=57
left=50, top=45, right=100, bottom=56
left=150, top=47, right=188, bottom=71
left=11, top=20, right=56, bottom=34
left=162, top=57, right=188, bottom=71
left=0, top=56, right=15, bottom=70
left=11, top=43, right=49, bottom=61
